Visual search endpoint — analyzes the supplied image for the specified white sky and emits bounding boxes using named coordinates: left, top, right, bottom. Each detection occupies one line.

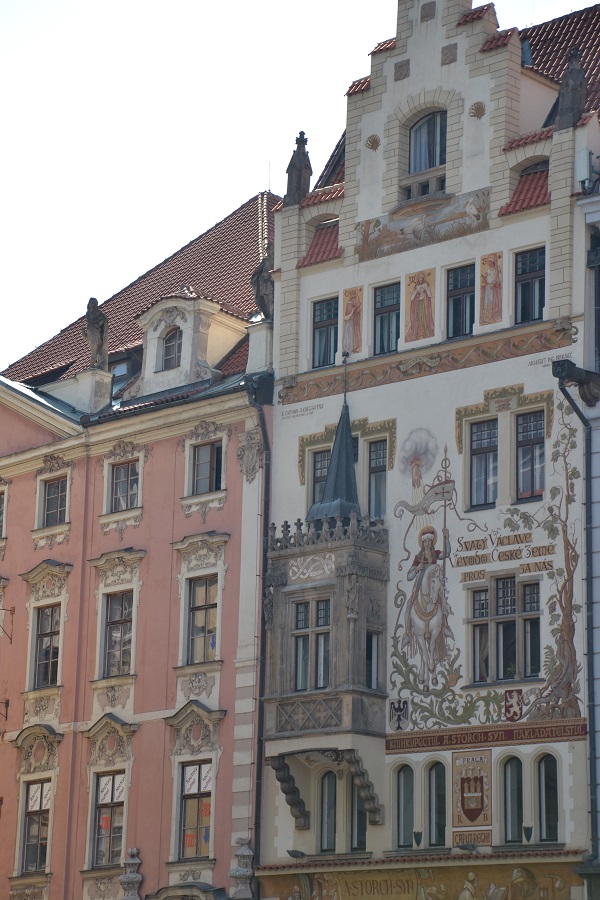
left=0, top=0, right=592, bottom=371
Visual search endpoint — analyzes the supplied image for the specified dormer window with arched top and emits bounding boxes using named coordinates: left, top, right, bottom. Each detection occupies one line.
left=162, top=327, right=182, bottom=370
left=404, top=110, right=447, bottom=200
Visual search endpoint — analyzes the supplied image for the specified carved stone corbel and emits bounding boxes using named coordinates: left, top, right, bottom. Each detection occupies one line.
left=270, top=755, right=310, bottom=829
left=343, top=749, right=383, bottom=824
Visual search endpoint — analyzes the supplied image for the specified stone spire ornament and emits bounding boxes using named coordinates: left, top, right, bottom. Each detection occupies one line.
left=283, top=132, right=312, bottom=207
left=556, top=46, right=587, bottom=130
left=119, top=847, right=142, bottom=899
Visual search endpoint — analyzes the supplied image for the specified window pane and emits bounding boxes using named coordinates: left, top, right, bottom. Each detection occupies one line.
left=473, top=624, right=489, bottom=683
left=498, top=621, right=517, bottom=680
left=429, top=763, right=446, bottom=847
left=524, top=618, right=540, bottom=677
left=539, top=755, right=558, bottom=841
left=352, top=783, right=367, bottom=851
left=397, top=767, right=414, bottom=848
left=504, top=758, right=523, bottom=843
left=316, top=632, right=330, bottom=688
left=321, top=772, right=336, bottom=852
left=295, top=634, right=309, bottom=691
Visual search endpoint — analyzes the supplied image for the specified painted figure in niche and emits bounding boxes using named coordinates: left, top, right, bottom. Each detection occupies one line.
left=480, top=252, right=503, bottom=325
left=402, top=525, right=454, bottom=691
left=406, top=271, right=435, bottom=341
left=342, top=287, right=362, bottom=354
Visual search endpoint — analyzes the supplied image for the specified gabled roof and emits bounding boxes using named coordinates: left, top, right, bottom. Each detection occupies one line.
left=457, top=4, right=494, bottom=26
left=3, top=192, right=280, bottom=385
left=498, top=168, right=551, bottom=216
left=521, top=5, right=600, bottom=113
left=297, top=223, right=344, bottom=269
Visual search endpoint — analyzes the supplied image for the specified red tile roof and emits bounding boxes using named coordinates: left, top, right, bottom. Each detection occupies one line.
left=371, top=37, right=396, bottom=55
left=218, top=336, right=249, bottom=375
left=457, top=3, right=494, bottom=25
left=3, top=192, right=281, bottom=384
left=346, top=76, right=371, bottom=96
left=498, top=168, right=550, bottom=216
left=297, top=222, right=344, bottom=269
left=521, top=5, right=600, bottom=113
left=504, top=126, right=554, bottom=150
left=300, top=184, right=345, bottom=208
left=480, top=27, right=518, bottom=52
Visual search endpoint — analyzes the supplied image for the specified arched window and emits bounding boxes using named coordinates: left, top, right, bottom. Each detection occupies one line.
left=320, top=771, right=336, bottom=852
left=351, top=779, right=367, bottom=851
left=504, top=756, right=523, bottom=843
left=409, top=111, right=447, bottom=174
left=428, top=762, right=446, bottom=847
left=538, top=754, right=558, bottom=842
left=163, top=328, right=182, bottom=370
left=397, top=766, right=414, bottom=848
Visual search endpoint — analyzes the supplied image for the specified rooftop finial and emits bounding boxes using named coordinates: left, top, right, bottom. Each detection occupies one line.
left=283, top=131, right=313, bottom=208
left=342, top=350, right=349, bottom=404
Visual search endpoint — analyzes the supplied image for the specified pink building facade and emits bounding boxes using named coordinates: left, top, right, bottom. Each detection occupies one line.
left=0, top=193, right=277, bottom=900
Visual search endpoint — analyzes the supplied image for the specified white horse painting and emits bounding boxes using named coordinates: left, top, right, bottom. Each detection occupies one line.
left=402, top=563, right=454, bottom=691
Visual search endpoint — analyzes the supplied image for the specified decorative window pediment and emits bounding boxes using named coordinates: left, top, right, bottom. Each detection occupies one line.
left=85, top=713, right=138, bottom=767
left=20, top=560, right=72, bottom=603
left=89, top=548, right=145, bottom=590
left=165, top=700, right=225, bottom=757
left=174, top=532, right=229, bottom=578
left=13, top=724, right=62, bottom=774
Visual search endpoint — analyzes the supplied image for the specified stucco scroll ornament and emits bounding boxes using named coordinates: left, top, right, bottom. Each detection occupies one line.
left=151, top=306, right=188, bottom=332
left=35, top=454, right=74, bottom=477
left=89, top=726, right=132, bottom=766
left=87, top=877, right=119, bottom=899
left=173, top=713, right=218, bottom=756
left=180, top=419, right=234, bottom=450
left=181, top=540, right=224, bottom=574
left=30, top=572, right=67, bottom=603
left=20, top=732, right=60, bottom=774
left=182, top=494, right=226, bottom=522
left=237, top=427, right=264, bottom=484
left=288, top=553, right=335, bottom=580
left=102, top=440, right=149, bottom=464
left=181, top=672, right=215, bottom=701
left=99, top=556, right=140, bottom=588
left=9, top=887, right=46, bottom=900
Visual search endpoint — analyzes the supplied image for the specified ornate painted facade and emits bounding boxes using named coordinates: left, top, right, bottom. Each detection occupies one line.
left=259, top=2, right=600, bottom=900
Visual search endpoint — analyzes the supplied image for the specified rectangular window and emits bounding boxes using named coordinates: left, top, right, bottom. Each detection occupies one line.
left=313, top=298, right=338, bottom=368
left=0, top=491, right=4, bottom=534
left=180, top=762, right=212, bottom=859
left=35, top=605, right=60, bottom=689
left=94, top=772, right=125, bottom=866
left=366, top=632, right=378, bottom=689
left=43, top=477, right=67, bottom=528
left=111, top=461, right=139, bottom=512
left=374, top=283, right=400, bottom=355
left=104, top=591, right=133, bottom=677
left=516, top=411, right=544, bottom=500
left=293, top=598, right=330, bottom=691
left=313, top=450, right=331, bottom=504
left=192, top=443, right=222, bottom=496
left=188, top=576, right=218, bottom=664
left=515, top=247, right=545, bottom=324
left=447, top=265, right=475, bottom=338
left=469, top=579, right=540, bottom=682
left=22, top=781, right=51, bottom=872
left=470, top=420, right=498, bottom=507
left=369, top=440, right=387, bottom=519
left=351, top=781, right=367, bottom=851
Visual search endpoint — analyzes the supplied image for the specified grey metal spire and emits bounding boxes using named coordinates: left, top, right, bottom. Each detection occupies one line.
left=306, top=385, right=361, bottom=523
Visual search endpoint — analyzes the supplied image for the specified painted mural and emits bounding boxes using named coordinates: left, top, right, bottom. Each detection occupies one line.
left=355, top=188, right=490, bottom=261
left=389, top=399, right=582, bottom=731
left=480, top=252, right=503, bottom=325
left=406, top=271, right=435, bottom=342
left=342, top=287, right=363, bottom=354
left=267, top=863, right=580, bottom=900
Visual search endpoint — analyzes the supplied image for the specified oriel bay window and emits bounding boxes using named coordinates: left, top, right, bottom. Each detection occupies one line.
left=188, top=576, right=218, bottom=664
left=470, top=419, right=498, bottom=508
left=516, top=411, right=544, bottom=500
left=180, top=762, right=212, bottom=859
left=313, top=298, right=338, bottom=368
left=94, top=772, right=125, bottom=866
left=294, top=598, right=330, bottom=691
left=471, top=578, right=540, bottom=683
left=23, top=780, right=51, bottom=872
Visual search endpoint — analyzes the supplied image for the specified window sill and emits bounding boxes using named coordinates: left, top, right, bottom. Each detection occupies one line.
left=462, top=677, right=545, bottom=690
left=9, top=872, right=51, bottom=890
left=31, top=521, right=70, bottom=551
left=90, top=675, right=135, bottom=712
left=514, top=495, right=544, bottom=504
left=180, top=490, right=226, bottom=521
left=175, top=660, right=223, bottom=675
left=90, top=673, right=137, bottom=687
left=491, top=842, right=565, bottom=852
left=166, top=857, right=216, bottom=871
left=99, top=506, right=143, bottom=539
left=81, top=864, right=124, bottom=876
left=383, top=847, right=449, bottom=857
left=467, top=503, right=496, bottom=512
left=309, top=852, right=372, bottom=862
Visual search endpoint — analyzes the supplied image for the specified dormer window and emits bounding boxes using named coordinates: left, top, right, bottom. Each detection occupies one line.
left=403, top=111, right=447, bottom=200
left=163, top=328, right=182, bottom=370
